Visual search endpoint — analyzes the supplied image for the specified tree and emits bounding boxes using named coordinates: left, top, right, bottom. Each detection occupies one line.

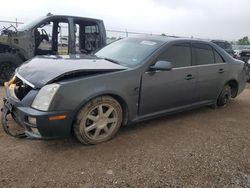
left=237, top=36, right=250, bottom=45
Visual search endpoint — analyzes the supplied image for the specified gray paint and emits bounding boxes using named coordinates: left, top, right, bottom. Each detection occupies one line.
left=4, top=37, right=247, bottom=138
left=16, top=55, right=127, bottom=88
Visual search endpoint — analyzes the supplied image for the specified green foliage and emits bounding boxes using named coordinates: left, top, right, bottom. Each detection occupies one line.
left=237, top=36, right=250, bottom=45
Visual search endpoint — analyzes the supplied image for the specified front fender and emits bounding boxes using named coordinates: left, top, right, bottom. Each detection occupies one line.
left=49, top=69, right=142, bottom=123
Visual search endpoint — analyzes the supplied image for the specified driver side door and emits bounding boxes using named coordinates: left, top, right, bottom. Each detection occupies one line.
left=139, top=42, right=197, bottom=116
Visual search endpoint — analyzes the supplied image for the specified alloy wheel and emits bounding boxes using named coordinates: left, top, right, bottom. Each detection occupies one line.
left=82, top=103, right=118, bottom=141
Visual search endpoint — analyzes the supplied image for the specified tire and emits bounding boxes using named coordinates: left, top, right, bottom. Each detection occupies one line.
left=0, top=53, right=22, bottom=85
left=217, top=85, right=231, bottom=107
left=247, top=74, right=250, bottom=83
left=74, top=96, right=123, bottom=145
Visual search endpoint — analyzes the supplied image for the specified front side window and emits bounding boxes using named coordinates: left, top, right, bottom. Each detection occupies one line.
left=192, top=43, right=214, bottom=65
left=157, top=43, right=191, bottom=68
left=34, top=19, right=69, bottom=56
left=35, top=21, right=53, bottom=52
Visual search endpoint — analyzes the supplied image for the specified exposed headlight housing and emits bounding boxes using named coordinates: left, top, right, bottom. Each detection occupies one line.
left=31, top=84, right=60, bottom=111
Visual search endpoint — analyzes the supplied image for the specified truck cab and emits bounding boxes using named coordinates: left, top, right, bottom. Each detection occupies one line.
left=0, top=14, right=106, bottom=84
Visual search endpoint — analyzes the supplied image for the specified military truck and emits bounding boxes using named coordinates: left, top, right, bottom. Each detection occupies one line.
left=0, top=14, right=106, bottom=84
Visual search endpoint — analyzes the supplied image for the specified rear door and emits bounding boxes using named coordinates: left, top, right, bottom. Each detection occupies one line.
left=192, top=42, right=228, bottom=102
left=139, top=42, right=197, bottom=115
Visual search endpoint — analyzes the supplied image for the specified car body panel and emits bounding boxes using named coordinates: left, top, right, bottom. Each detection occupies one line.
left=194, top=63, right=229, bottom=102
left=139, top=66, right=197, bottom=115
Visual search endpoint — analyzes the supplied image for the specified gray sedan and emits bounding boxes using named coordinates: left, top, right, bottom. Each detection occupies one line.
left=2, top=37, right=247, bottom=144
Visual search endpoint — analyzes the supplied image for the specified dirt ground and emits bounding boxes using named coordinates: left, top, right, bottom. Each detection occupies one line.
left=0, top=85, right=250, bottom=188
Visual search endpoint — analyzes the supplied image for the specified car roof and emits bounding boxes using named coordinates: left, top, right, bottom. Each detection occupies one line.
left=130, top=35, right=214, bottom=45
left=211, top=39, right=229, bottom=43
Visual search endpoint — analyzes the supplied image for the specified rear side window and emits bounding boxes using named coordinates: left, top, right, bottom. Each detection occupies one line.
left=192, top=43, right=214, bottom=65
left=158, top=43, right=191, bottom=68
left=214, top=50, right=225, bottom=63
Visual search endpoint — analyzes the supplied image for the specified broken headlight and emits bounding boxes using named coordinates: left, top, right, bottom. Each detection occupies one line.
left=31, top=84, right=60, bottom=111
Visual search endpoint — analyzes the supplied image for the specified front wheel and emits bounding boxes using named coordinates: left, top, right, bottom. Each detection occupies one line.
left=74, top=96, right=123, bottom=145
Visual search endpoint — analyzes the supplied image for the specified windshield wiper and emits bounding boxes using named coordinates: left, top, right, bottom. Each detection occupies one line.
left=103, top=58, right=120, bottom=65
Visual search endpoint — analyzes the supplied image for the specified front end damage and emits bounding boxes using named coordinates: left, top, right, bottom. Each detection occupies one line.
left=1, top=75, right=73, bottom=139
left=1, top=56, right=127, bottom=139
left=1, top=76, right=29, bottom=138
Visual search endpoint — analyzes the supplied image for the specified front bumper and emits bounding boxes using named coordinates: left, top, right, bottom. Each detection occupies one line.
left=2, top=87, right=74, bottom=139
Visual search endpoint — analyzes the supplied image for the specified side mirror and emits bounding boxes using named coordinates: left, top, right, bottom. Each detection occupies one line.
left=150, top=61, right=172, bottom=71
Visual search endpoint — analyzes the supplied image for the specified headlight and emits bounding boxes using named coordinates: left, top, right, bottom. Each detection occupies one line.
left=31, top=84, right=60, bottom=111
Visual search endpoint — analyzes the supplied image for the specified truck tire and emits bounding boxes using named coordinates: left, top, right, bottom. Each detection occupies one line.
left=0, top=53, right=22, bottom=85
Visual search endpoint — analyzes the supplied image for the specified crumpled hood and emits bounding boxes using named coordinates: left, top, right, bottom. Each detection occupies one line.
left=16, top=55, right=127, bottom=88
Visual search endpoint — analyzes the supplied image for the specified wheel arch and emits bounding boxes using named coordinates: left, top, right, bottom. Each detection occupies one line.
left=225, top=79, right=239, bottom=98
left=73, top=92, right=129, bottom=126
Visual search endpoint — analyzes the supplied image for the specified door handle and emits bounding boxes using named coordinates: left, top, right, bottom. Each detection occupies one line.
left=218, top=68, right=224, bottom=74
left=185, top=74, right=194, bottom=80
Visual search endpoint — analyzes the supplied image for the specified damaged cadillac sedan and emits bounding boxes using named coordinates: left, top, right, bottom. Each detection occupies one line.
left=1, top=37, right=247, bottom=145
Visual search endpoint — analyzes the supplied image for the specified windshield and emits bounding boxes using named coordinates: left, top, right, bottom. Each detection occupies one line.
left=95, top=38, right=164, bottom=67
left=18, top=16, right=47, bottom=32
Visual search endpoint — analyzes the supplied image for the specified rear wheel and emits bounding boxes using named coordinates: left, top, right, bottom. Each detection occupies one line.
left=217, top=85, right=231, bottom=107
left=74, top=96, right=123, bottom=145
left=0, top=53, right=22, bottom=85
left=247, top=74, right=250, bottom=83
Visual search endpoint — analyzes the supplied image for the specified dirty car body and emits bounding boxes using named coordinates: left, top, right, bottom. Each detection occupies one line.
left=2, top=37, right=247, bottom=144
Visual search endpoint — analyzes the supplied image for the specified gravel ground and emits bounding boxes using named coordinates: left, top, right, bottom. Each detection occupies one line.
left=0, top=85, right=250, bottom=188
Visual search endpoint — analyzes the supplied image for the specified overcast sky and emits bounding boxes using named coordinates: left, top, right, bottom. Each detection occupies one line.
left=0, top=0, right=249, bottom=40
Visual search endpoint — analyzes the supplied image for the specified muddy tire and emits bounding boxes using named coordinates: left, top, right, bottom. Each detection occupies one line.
left=74, top=96, right=123, bottom=145
left=217, top=85, right=231, bottom=107
left=0, top=53, right=22, bottom=85
left=247, top=76, right=250, bottom=83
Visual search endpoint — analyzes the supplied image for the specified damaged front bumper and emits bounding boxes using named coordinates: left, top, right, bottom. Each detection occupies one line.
left=1, top=97, right=26, bottom=138
left=1, top=83, right=74, bottom=139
